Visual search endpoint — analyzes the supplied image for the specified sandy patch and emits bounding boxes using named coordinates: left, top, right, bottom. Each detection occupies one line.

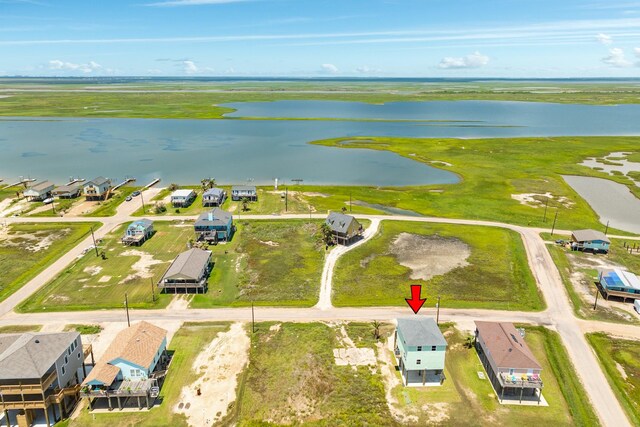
left=120, top=249, right=166, bottom=282
left=332, top=324, right=377, bottom=367
left=0, top=198, right=30, bottom=218
left=511, top=192, right=575, bottom=209
left=83, top=266, right=103, bottom=276
left=167, top=294, right=192, bottom=310
left=303, top=192, right=329, bottom=198
left=66, top=200, right=99, bottom=217
left=430, top=160, right=452, bottom=167
left=391, top=233, right=471, bottom=280
left=378, top=338, right=419, bottom=424
left=616, top=362, right=628, bottom=380
left=421, top=402, right=451, bottom=423
left=259, top=240, right=280, bottom=247
left=98, top=275, right=111, bottom=283
left=174, top=322, right=250, bottom=426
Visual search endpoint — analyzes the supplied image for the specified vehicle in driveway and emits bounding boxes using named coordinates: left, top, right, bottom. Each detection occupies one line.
left=126, top=196, right=132, bottom=202
left=132, top=191, right=141, bottom=197
left=42, top=197, right=54, bottom=204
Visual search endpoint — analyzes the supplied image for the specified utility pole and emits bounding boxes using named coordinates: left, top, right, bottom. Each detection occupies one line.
left=251, top=302, right=255, bottom=334
left=543, top=197, right=549, bottom=222
left=593, top=287, right=599, bottom=310
left=436, top=295, right=441, bottom=325
left=90, top=226, right=99, bottom=257
left=150, top=278, right=156, bottom=302
left=604, top=220, right=609, bottom=235
left=350, top=192, right=352, bottom=213
left=124, top=292, right=131, bottom=327
left=285, top=187, right=288, bottom=212
left=140, top=190, right=146, bottom=214
left=551, top=209, right=558, bottom=236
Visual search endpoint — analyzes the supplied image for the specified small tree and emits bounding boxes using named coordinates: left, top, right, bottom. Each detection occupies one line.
left=241, top=197, right=250, bottom=212
left=372, top=320, right=381, bottom=341
left=320, top=223, right=334, bottom=247
left=154, top=202, right=167, bottom=214
left=168, top=183, right=179, bottom=191
left=341, top=206, right=347, bottom=214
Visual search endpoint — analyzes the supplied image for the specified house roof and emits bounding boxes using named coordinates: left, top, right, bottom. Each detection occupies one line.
left=0, top=332, right=79, bottom=380
left=83, top=322, right=167, bottom=386
left=572, top=229, right=611, bottom=244
left=195, top=208, right=232, bottom=227
left=161, top=248, right=211, bottom=281
left=128, top=219, right=153, bottom=229
left=53, top=183, right=82, bottom=193
left=203, top=188, right=224, bottom=197
left=397, top=317, right=447, bottom=347
left=232, top=185, right=256, bottom=192
left=171, top=189, right=195, bottom=198
left=599, top=268, right=640, bottom=291
left=86, top=177, right=110, bottom=187
left=326, top=211, right=360, bottom=234
left=27, top=181, right=54, bottom=192
left=474, top=321, right=542, bottom=370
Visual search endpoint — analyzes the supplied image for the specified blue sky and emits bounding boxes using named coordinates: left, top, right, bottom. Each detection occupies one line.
left=1, top=0, right=640, bottom=77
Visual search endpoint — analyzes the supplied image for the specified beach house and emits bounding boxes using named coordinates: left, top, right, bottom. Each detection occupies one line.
left=83, top=177, right=112, bottom=201
left=474, top=321, right=544, bottom=404
left=158, top=248, right=212, bottom=294
left=570, top=229, right=610, bottom=253
left=194, top=208, right=234, bottom=243
left=81, top=322, right=168, bottom=411
left=202, top=188, right=226, bottom=207
left=597, top=268, right=640, bottom=302
left=52, top=183, right=82, bottom=199
left=394, top=317, right=447, bottom=386
left=326, top=211, right=364, bottom=245
left=121, top=219, right=154, bottom=246
left=231, top=185, right=257, bottom=201
left=170, top=189, right=196, bottom=207
left=23, top=181, right=54, bottom=201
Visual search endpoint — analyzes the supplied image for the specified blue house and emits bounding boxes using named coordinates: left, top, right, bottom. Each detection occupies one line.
left=394, top=317, right=447, bottom=386
left=122, top=219, right=154, bottom=246
left=571, top=229, right=610, bottom=253
left=597, top=268, right=640, bottom=302
left=194, top=208, right=234, bottom=242
left=82, top=321, right=168, bottom=410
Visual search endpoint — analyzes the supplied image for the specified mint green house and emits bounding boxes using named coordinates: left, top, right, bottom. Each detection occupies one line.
left=394, top=317, right=447, bottom=386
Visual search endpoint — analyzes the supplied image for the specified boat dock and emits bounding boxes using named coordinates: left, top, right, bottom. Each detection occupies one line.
left=143, top=178, right=161, bottom=189
left=66, top=177, right=85, bottom=185
left=5, top=178, right=36, bottom=188
left=113, top=177, right=136, bottom=191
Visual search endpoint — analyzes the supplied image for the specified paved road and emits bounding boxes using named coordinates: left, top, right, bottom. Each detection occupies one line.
left=1, top=198, right=637, bottom=426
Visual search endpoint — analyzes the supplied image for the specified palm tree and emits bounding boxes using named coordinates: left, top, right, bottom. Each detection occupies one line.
left=372, top=320, right=381, bottom=340
left=241, top=197, right=250, bottom=212
left=320, top=223, right=334, bottom=247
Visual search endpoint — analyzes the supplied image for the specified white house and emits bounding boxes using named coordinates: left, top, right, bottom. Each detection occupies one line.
left=170, top=189, right=196, bottom=207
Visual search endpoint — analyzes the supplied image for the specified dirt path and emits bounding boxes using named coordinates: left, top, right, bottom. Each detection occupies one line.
left=174, top=322, right=250, bottom=426
left=315, top=218, right=380, bottom=310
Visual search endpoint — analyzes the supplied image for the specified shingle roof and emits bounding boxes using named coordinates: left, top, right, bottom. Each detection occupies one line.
left=53, top=183, right=82, bottom=193
left=171, top=189, right=195, bottom=198
left=326, top=211, right=359, bottom=234
left=0, top=332, right=79, bottom=380
left=397, top=317, right=447, bottom=347
left=86, top=177, right=110, bottom=186
left=129, top=219, right=153, bottom=229
left=83, top=322, right=166, bottom=386
left=232, top=185, right=256, bottom=192
left=203, top=188, right=224, bottom=198
left=572, top=229, right=611, bottom=244
left=475, top=321, right=542, bottom=370
left=27, top=181, right=54, bottom=192
left=161, top=248, right=211, bottom=281
left=195, top=208, right=232, bottom=227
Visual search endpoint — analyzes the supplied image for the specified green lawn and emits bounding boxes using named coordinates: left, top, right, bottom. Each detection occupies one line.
left=0, top=325, right=42, bottom=333
left=84, top=186, right=140, bottom=217
left=63, top=324, right=103, bottom=335
left=191, top=219, right=325, bottom=307
left=587, top=333, right=640, bottom=426
left=18, top=221, right=191, bottom=312
left=311, top=137, right=640, bottom=232
left=69, top=322, right=230, bottom=427
left=389, top=325, right=599, bottom=426
left=0, top=222, right=98, bottom=303
left=27, top=198, right=78, bottom=217
left=333, top=221, right=543, bottom=311
left=546, top=242, right=639, bottom=324
left=0, top=185, right=24, bottom=202
left=231, top=322, right=395, bottom=426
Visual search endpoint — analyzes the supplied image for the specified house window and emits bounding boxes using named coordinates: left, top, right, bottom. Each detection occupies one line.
left=417, top=359, right=421, bottom=365
left=431, top=346, right=437, bottom=351
left=64, top=355, right=68, bottom=364
left=78, top=353, right=81, bottom=359
left=62, top=366, right=66, bottom=375
left=417, top=346, right=422, bottom=351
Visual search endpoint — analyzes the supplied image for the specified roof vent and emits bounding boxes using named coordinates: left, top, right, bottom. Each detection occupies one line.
left=35, top=339, right=40, bottom=344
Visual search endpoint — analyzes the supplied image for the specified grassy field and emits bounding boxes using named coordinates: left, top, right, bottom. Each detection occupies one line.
left=546, top=240, right=640, bottom=324
left=231, top=322, right=395, bottom=426
left=587, top=333, right=640, bottom=426
left=0, top=222, right=98, bottom=303
left=389, top=324, right=599, bottom=426
left=0, top=325, right=42, bottom=333
left=85, top=186, right=140, bottom=217
left=311, top=137, right=640, bottom=232
left=63, top=324, right=103, bottom=334
left=332, top=221, right=543, bottom=311
left=191, top=219, right=325, bottom=307
left=133, top=186, right=310, bottom=217
left=18, top=219, right=326, bottom=312
left=69, top=322, right=230, bottom=427
left=3, top=81, right=640, bottom=120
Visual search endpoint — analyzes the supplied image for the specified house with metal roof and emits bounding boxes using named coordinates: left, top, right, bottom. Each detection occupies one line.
left=170, top=189, right=196, bottom=207
left=394, top=317, right=447, bottom=386
left=202, top=187, right=226, bottom=207
left=83, top=177, right=112, bottom=201
left=231, top=185, right=257, bottom=201
left=325, top=211, right=363, bottom=245
left=81, top=322, right=168, bottom=411
left=158, top=248, right=212, bottom=294
left=122, top=219, right=154, bottom=246
left=23, top=181, right=54, bottom=201
left=0, top=331, right=88, bottom=427
left=571, top=229, right=610, bottom=253
left=52, top=182, right=82, bottom=199
left=597, top=268, right=640, bottom=302
left=194, top=208, right=234, bottom=243
left=474, top=321, right=544, bottom=404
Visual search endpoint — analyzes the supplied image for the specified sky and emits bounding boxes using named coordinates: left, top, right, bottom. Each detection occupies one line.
left=1, top=0, right=640, bottom=77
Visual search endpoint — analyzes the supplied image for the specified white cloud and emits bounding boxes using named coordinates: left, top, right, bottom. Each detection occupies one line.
left=48, top=59, right=102, bottom=73
left=438, top=51, right=489, bottom=69
left=146, top=0, right=251, bottom=6
left=596, top=33, right=613, bottom=45
left=320, top=63, right=339, bottom=74
left=181, top=60, right=213, bottom=74
left=355, top=66, right=370, bottom=74
left=601, top=47, right=632, bottom=67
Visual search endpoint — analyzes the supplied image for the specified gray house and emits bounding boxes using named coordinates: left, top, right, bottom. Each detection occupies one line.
left=0, top=332, right=88, bottom=427
left=202, top=188, right=226, bottom=207
left=326, top=212, right=363, bottom=245
left=194, top=208, right=234, bottom=243
left=23, top=181, right=54, bottom=201
left=231, top=185, right=257, bottom=201
left=52, top=183, right=82, bottom=199
left=394, top=318, right=447, bottom=386
left=83, top=177, right=112, bottom=201
left=158, top=248, right=212, bottom=294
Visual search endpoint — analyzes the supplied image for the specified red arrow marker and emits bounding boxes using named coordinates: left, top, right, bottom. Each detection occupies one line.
left=405, top=284, right=426, bottom=314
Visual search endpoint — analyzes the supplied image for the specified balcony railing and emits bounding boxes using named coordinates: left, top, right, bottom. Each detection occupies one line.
left=0, top=370, right=57, bottom=395
left=498, top=372, right=543, bottom=388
